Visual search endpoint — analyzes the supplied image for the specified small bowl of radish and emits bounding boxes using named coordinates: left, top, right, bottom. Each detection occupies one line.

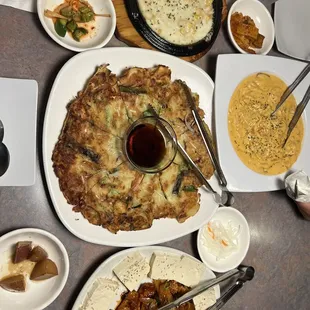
left=197, top=207, right=250, bottom=273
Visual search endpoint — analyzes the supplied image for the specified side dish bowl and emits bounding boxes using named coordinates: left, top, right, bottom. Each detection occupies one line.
left=227, top=0, right=275, bottom=55
left=123, top=116, right=178, bottom=174
left=0, top=228, right=69, bottom=310
left=37, top=0, right=116, bottom=52
left=197, top=207, right=250, bottom=273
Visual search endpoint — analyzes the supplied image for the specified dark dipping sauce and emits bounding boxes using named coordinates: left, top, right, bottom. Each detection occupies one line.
left=126, top=123, right=166, bottom=168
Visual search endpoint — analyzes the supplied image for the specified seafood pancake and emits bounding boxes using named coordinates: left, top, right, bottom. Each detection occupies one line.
left=52, top=139, right=100, bottom=206
left=59, top=116, right=123, bottom=170
left=68, top=65, right=130, bottom=137
left=52, top=64, right=215, bottom=233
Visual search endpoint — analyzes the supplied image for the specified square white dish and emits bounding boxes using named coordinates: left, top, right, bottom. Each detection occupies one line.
left=215, top=54, right=309, bottom=192
left=275, top=0, right=310, bottom=61
left=0, top=77, right=38, bottom=186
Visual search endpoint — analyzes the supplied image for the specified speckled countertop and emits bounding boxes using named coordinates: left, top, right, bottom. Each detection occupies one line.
left=0, top=1, right=309, bottom=309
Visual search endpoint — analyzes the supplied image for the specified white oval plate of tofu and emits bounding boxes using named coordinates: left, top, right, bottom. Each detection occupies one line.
left=72, top=246, right=220, bottom=310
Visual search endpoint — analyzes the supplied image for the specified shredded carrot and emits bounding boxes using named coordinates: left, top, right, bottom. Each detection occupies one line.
left=221, top=240, right=228, bottom=247
left=207, top=224, right=215, bottom=239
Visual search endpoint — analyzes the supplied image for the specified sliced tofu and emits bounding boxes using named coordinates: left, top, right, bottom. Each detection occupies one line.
left=113, top=252, right=150, bottom=291
left=193, top=287, right=216, bottom=310
left=149, top=252, right=181, bottom=280
left=80, top=278, right=121, bottom=310
left=149, top=253, right=205, bottom=287
left=173, top=256, right=205, bottom=287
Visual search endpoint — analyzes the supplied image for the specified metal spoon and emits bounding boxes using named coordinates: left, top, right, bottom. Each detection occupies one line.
left=0, top=120, right=10, bottom=177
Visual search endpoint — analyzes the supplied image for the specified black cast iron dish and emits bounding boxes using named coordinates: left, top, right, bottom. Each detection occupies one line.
left=125, top=0, right=223, bottom=57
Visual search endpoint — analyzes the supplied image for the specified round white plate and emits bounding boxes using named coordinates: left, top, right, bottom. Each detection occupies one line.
left=0, top=228, right=69, bottom=310
left=43, top=47, right=220, bottom=246
left=72, top=246, right=220, bottom=310
left=197, top=207, right=250, bottom=273
left=37, top=0, right=116, bottom=52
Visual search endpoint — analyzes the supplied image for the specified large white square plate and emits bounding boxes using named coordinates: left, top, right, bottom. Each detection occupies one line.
left=275, top=0, right=310, bottom=61
left=215, top=54, right=309, bottom=192
left=0, top=78, right=38, bottom=186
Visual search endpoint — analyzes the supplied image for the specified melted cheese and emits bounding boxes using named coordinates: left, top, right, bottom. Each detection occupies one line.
left=138, top=0, right=214, bottom=45
left=228, top=73, right=304, bottom=175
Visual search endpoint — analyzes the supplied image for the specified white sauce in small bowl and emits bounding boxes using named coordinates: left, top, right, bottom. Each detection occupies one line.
left=138, top=0, right=214, bottom=45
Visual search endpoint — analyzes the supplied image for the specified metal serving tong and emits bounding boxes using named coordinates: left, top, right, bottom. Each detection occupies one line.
left=270, top=62, right=310, bottom=147
left=148, top=106, right=223, bottom=205
left=148, top=105, right=223, bottom=204
left=158, top=266, right=255, bottom=310
left=176, top=80, right=235, bottom=206
left=208, top=266, right=255, bottom=310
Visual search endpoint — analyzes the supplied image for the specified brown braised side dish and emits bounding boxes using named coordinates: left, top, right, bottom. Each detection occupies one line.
left=116, top=280, right=195, bottom=310
left=230, top=12, right=265, bottom=54
left=0, top=242, right=58, bottom=293
left=14, top=241, right=32, bottom=263
left=0, top=275, right=26, bottom=293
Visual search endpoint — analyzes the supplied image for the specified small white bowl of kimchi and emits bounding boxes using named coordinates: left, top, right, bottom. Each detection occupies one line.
left=37, top=0, right=116, bottom=52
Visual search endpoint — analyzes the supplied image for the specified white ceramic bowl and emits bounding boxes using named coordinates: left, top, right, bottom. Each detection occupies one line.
left=227, top=0, right=275, bottom=55
left=0, top=228, right=69, bottom=310
left=37, top=0, right=116, bottom=52
left=197, top=207, right=250, bottom=273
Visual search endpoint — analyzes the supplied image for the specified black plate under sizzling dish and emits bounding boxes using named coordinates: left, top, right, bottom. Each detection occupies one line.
left=125, top=0, right=223, bottom=57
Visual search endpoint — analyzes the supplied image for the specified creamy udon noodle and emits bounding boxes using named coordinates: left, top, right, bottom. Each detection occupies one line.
left=228, top=73, right=304, bottom=175
left=138, top=0, right=214, bottom=45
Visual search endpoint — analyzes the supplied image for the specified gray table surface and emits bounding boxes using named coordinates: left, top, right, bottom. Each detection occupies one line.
left=0, top=1, right=309, bottom=309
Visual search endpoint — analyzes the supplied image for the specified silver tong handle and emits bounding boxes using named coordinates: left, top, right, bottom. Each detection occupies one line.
left=177, top=80, right=227, bottom=187
left=208, top=280, right=244, bottom=310
left=158, top=269, right=241, bottom=310
left=176, top=141, right=217, bottom=194
left=271, top=62, right=310, bottom=116
left=192, top=111, right=227, bottom=187
left=283, top=83, right=310, bottom=146
left=208, top=266, right=255, bottom=310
